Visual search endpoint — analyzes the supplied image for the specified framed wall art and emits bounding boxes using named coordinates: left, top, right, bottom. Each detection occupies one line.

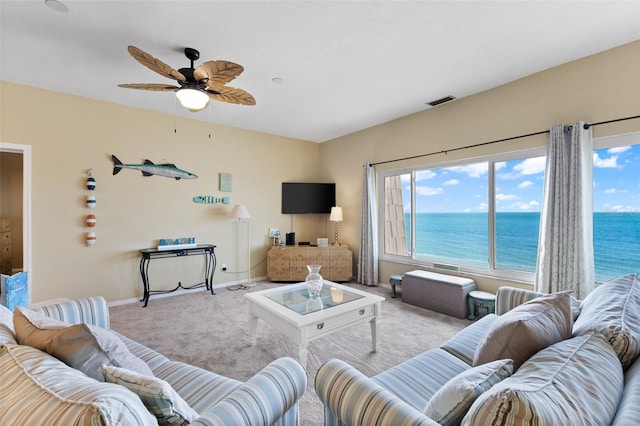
left=219, top=173, right=232, bottom=192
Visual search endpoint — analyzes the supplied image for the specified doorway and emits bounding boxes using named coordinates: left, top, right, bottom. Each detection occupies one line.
left=0, top=142, right=32, bottom=303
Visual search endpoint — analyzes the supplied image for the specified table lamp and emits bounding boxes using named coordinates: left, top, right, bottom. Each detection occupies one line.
left=330, top=206, right=343, bottom=246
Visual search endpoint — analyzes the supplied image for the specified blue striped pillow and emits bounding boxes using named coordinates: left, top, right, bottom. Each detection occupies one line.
left=101, top=364, right=200, bottom=425
left=573, top=273, right=640, bottom=369
left=463, top=333, right=623, bottom=425
left=424, top=359, right=513, bottom=426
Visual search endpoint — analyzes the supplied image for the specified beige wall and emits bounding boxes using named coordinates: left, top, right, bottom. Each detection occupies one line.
left=1, top=41, right=639, bottom=302
left=320, top=40, right=640, bottom=292
left=1, top=82, right=329, bottom=303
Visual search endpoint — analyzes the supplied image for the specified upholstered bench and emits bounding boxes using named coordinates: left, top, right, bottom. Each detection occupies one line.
left=402, top=270, right=476, bottom=318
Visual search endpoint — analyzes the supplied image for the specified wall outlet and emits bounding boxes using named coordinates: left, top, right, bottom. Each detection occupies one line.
left=221, top=263, right=227, bottom=272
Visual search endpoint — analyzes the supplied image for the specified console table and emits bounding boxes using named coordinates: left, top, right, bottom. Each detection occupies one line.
left=139, top=244, right=216, bottom=307
left=267, top=245, right=352, bottom=282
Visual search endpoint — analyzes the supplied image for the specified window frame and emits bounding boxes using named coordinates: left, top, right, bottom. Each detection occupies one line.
left=378, top=147, right=545, bottom=283
left=377, top=131, right=640, bottom=284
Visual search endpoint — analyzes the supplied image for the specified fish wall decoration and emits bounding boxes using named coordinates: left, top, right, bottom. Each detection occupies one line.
left=193, top=196, right=230, bottom=204
left=111, top=155, right=198, bottom=180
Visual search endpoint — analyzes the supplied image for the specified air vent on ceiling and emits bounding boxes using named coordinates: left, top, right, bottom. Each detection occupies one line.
left=427, top=96, right=456, bottom=107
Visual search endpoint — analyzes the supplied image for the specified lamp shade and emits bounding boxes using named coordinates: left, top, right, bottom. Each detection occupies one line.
left=330, top=206, right=343, bottom=222
left=230, top=204, right=251, bottom=220
left=175, top=88, right=210, bottom=111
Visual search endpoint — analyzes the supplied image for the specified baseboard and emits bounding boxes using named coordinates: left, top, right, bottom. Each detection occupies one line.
left=107, top=277, right=268, bottom=307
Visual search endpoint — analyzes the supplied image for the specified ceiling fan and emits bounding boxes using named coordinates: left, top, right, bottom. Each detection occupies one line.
left=118, top=46, right=255, bottom=112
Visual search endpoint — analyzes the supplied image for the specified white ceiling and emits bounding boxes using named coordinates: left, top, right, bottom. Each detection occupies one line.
left=1, top=1, right=639, bottom=143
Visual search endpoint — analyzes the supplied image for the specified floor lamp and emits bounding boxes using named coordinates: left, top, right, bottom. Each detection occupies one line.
left=229, top=204, right=251, bottom=287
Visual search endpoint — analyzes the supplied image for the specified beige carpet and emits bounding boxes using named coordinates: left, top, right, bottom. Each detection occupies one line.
left=109, top=282, right=469, bottom=425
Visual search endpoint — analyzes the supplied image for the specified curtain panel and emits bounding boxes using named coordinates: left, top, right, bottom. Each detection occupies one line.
left=535, top=122, right=595, bottom=299
left=358, top=163, right=378, bottom=286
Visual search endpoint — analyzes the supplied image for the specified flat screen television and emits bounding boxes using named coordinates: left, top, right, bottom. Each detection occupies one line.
left=281, top=182, right=336, bottom=214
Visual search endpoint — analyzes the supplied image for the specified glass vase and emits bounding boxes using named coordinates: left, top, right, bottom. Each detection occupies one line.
left=305, top=297, right=324, bottom=313
left=305, top=264, right=323, bottom=297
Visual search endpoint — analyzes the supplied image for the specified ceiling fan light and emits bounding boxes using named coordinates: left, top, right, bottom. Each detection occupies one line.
left=176, top=88, right=209, bottom=111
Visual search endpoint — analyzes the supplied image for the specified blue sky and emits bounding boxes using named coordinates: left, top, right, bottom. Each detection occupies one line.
left=403, top=144, right=639, bottom=213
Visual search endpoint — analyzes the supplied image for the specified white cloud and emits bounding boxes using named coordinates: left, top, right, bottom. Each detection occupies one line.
left=608, top=146, right=631, bottom=154
left=477, top=202, right=488, bottom=211
left=610, top=205, right=639, bottom=212
left=416, top=170, right=436, bottom=181
left=443, top=179, right=459, bottom=186
left=400, top=174, right=411, bottom=184
left=447, top=163, right=488, bottom=178
left=518, top=180, right=534, bottom=189
left=496, top=193, right=518, bottom=202
left=513, top=156, right=546, bottom=175
left=509, top=200, right=539, bottom=210
left=498, top=156, right=545, bottom=180
left=593, top=152, right=619, bottom=168
left=416, top=186, right=443, bottom=196
left=495, top=162, right=507, bottom=171
left=605, top=188, right=616, bottom=194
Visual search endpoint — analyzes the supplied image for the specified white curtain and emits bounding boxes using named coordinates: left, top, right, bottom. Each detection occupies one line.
left=535, top=122, right=595, bottom=299
left=358, top=163, right=378, bottom=286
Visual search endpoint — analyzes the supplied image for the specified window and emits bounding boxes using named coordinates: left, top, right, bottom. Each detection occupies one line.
left=380, top=132, right=640, bottom=283
left=494, top=156, right=545, bottom=274
left=592, top=134, right=640, bottom=282
left=380, top=150, right=544, bottom=281
left=412, top=163, right=489, bottom=269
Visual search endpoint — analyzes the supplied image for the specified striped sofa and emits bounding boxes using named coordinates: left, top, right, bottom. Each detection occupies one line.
left=0, top=296, right=307, bottom=425
left=316, top=274, right=640, bottom=425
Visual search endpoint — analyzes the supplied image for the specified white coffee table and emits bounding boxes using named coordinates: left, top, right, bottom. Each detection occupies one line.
left=245, top=281, right=385, bottom=369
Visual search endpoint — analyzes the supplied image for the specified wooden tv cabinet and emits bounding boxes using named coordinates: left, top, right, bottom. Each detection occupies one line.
left=267, top=245, right=353, bottom=282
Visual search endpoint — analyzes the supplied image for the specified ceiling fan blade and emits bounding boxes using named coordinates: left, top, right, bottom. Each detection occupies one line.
left=205, top=86, right=256, bottom=106
left=127, top=46, right=186, bottom=82
left=117, top=83, right=179, bottom=91
left=194, top=61, right=244, bottom=88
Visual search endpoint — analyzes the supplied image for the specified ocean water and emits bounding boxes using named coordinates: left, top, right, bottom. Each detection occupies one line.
left=407, top=212, right=640, bottom=283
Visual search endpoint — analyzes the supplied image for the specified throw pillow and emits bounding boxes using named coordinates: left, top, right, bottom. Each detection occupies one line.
left=473, top=291, right=573, bottom=369
left=13, top=306, right=153, bottom=381
left=424, top=359, right=513, bottom=426
left=0, top=344, right=156, bottom=425
left=0, top=303, right=13, bottom=327
left=101, top=364, right=200, bottom=426
left=573, top=273, right=640, bottom=369
left=463, top=333, right=623, bottom=426
left=0, top=323, right=17, bottom=345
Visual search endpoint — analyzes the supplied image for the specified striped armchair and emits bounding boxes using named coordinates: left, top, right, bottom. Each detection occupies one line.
left=2, top=297, right=307, bottom=425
